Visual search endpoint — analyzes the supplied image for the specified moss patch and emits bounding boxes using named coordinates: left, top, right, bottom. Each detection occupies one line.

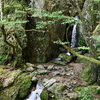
left=40, top=89, right=48, bottom=100
left=17, top=73, right=32, bottom=98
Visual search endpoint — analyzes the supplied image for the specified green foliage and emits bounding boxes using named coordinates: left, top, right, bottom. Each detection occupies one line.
left=79, top=88, right=94, bottom=100
left=0, top=54, right=6, bottom=64
left=78, top=46, right=90, bottom=50
left=32, top=9, right=81, bottom=29
left=53, top=41, right=69, bottom=45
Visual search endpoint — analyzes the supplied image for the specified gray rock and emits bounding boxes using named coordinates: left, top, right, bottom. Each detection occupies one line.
left=67, top=92, right=79, bottom=99
left=32, top=76, right=38, bottom=82
left=37, top=69, right=49, bottom=75
left=26, top=63, right=35, bottom=67
left=36, top=65, right=45, bottom=69
left=43, top=78, right=56, bottom=88
left=47, top=65, right=54, bottom=70
left=29, top=72, right=38, bottom=77
left=60, top=73, right=66, bottom=76
left=52, top=71, right=60, bottom=77
left=26, top=67, right=34, bottom=71
left=53, top=66, right=60, bottom=70
left=47, top=83, right=66, bottom=93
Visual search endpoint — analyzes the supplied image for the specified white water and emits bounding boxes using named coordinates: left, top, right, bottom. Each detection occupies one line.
left=70, top=24, right=77, bottom=48
left=26, top=81, right=44, bottom=100
left=70, top=16, right=79, bottom=48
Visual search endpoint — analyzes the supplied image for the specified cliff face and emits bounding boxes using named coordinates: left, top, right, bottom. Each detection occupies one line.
left=23, top=0, right=85, bottom=63
left=2, top=0, right=85, bottom=63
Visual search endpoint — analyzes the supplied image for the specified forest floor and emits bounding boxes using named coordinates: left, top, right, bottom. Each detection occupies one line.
left=34, top=62, right=87, bottom=93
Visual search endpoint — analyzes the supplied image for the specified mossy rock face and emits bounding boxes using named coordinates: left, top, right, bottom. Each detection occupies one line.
left=79, top=65, right=93, bottom=84
left=15, top=73, right=32, bottom=99
left=2, top=70, right=21, bottom=88
left=0, top=86, right=19, bottom=100
left=0, top=68, right=32, bottom=100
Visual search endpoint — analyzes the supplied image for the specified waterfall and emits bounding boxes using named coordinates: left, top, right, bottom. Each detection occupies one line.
left=70, top=16, right=79, bottom=48
left=26, top=81, right=44, bottom=100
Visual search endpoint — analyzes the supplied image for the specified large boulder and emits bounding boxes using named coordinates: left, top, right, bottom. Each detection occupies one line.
left=0, top=66, right=32, bottom=100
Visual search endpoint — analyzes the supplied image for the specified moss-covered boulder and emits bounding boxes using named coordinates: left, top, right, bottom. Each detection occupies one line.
left=0, top=67, right=32, bottom=100
left=79, top=65, right=92, bottom=84
left=47, top=83, right=67, bottom=100
left=58, top=53, right=73, bottom=63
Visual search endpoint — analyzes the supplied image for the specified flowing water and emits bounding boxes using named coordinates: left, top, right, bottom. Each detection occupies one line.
left=26, top=81, right=44, bottom=100
left=70, top=16, right=79, bottom=48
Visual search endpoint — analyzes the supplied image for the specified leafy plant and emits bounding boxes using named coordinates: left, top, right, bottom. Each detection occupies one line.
left=79, top=88, right=94, bottom=100
left=78, top=46, right=90, bottom=50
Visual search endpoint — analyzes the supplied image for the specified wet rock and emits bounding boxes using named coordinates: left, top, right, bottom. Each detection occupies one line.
left=53, top=66, right=60, bottom=70
left=29, top=72, right=38, bottom=77
left=37, top=69, right=49, bottom=75
left=52, top=71, right=60, bottom=77
left=26, top=67, right=34, bottom=72
left=32, top=76, right=38, bottom=82
left=36, top=65, right=45, bottom=69
left=43, top=78, right=56, bottom=88
left=47, top=65, right=54, bottom=70
left=66, top=72, right=71, bottom=76
left=26, top=63, right=35, bottom=67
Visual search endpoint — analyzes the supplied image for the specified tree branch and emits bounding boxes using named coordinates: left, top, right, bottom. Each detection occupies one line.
left=46, top=30, right=100, bottom=65
left=1, top=25, right=15, bottom=53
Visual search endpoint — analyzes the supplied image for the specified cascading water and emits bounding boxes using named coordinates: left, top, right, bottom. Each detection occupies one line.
left=70, top=16, right=79, bottom=48
left=25, top=81, right=44, bottom=100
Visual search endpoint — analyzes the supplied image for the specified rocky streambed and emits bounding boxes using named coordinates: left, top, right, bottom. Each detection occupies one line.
left=0, top=61, right=100, bottom=100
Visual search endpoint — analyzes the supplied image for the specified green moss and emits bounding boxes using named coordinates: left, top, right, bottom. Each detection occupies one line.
left=79, top=65, right=91, bottom=83
left=76, top=57, right=92, bottom=67
left=74, top=86, right=98, bottom=92
left=0, top=69, right=5, bottom=73
left=50, top=83, right=66, bottom=93
left=58, top=54, right=73, bottom=63
left=40, top=89, right=48, bottom=100
left=97, top=89, right=100, bottom=94
left=17, top=73, right=32, bottom=98
left=1, top=97, right=8, bottom=100
left=75, top=86, right=98, bottom=100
